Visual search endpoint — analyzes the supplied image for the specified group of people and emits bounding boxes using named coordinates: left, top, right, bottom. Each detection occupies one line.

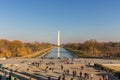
left=0, top=72, right=17, bottom=80
left=0, top=58, right=111, bottom=80
left=43, top=58, right=110, bottom=80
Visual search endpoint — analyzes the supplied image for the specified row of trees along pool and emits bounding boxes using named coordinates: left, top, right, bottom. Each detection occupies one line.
left=64, top=39, right=120, bottom=58
left=0, top=39, right=52, bottom=58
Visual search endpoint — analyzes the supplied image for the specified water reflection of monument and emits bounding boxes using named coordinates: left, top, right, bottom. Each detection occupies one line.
left=58, top=47, right=60, bottom=58
left=58, top=30, right=60, bottom=58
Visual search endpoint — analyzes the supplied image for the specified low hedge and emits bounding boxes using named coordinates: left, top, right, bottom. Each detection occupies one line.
left=94, top=63, right=120, bottom=79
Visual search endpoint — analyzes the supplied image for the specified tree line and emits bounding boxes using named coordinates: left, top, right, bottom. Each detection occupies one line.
left=0, top=39, right=52, bottom=58
left=64, top=39, right=120, bottom=58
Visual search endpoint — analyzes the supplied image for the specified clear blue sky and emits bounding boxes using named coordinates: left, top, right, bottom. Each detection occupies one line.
left=0, top=0, right=120, bottom=44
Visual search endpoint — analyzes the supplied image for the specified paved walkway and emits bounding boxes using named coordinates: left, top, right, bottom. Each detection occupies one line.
left=0, top=58, right=120, bottom=80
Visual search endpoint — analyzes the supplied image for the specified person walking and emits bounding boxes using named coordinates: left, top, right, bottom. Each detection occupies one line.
left=72, top=70, right=75, bottom=78
left=86, top=73, right=89, bottom=79
left=61, top=65, right=63, bottom=70
left=13, top=75, right=17, bottom=80
left=58, top=76, right=61, bottom=80
left=0, top=76, right=2, bottom=80
left=84, top=72, right=87, bottom=79
left=45, top=66, right=48, bottom=72
left=81, top=66, right=84, bottom=70
left=80, top=71, right=82, bottom=77
left=67, top=69, right=69, bottom=75
left=62, top=77, right=65, bottom=80
left=74, top=70, right=77, bottom=77
left=48, top=76, right=51, bottom=80
left=73, top=70, right=77, bottom=78
left=99, top=77, right=102, bottom=80
left=8, top=75, right=12, bottom=80
left=27, top=68, right=29, bottom=71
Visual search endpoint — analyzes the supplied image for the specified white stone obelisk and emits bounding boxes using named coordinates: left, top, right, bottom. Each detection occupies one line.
left=58, top=30, right=60, bottom=47
left=58, top=30, right=60, bottom=58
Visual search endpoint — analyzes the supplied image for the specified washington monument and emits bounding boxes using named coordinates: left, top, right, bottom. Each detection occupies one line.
left=58, top=30, right=60, bottom=58
left=58, top=30, right=60, bottom=47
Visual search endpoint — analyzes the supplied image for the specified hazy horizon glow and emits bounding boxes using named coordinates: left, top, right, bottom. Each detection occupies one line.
left=0, top=0, right=120, bottom=44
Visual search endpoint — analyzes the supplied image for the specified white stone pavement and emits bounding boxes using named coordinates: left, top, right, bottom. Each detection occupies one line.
left=0, top=58, right=119, bottom=80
